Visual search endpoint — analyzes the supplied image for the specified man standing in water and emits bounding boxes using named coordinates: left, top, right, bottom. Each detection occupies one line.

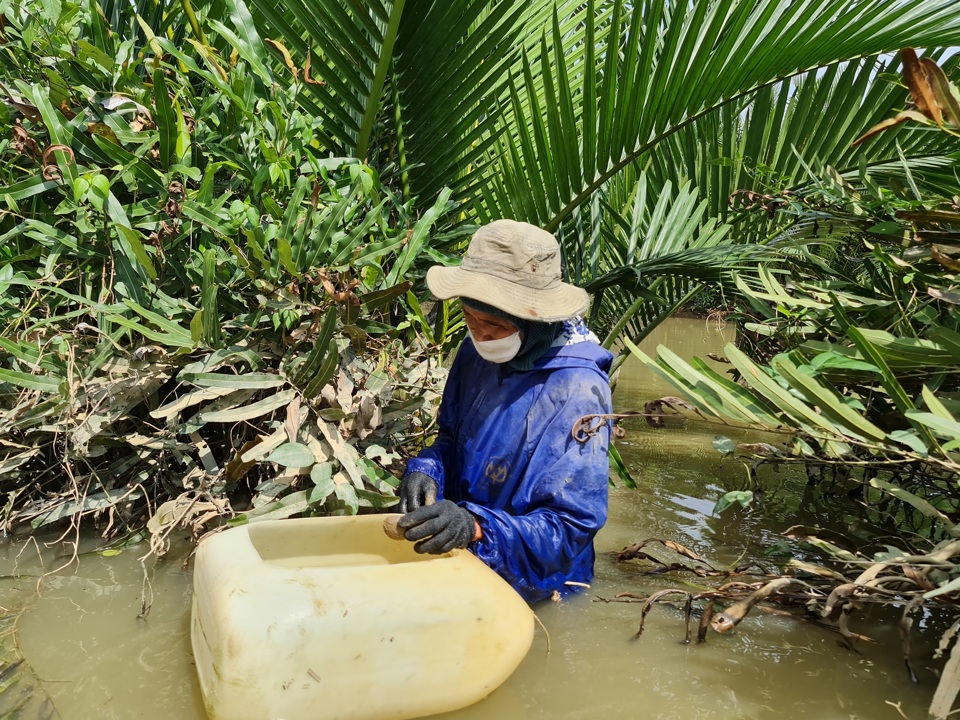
left=396, top=219, right=613, bottom=602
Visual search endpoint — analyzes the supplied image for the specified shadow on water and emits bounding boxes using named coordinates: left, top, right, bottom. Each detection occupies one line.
left=0, top=317, right=946, bottom=719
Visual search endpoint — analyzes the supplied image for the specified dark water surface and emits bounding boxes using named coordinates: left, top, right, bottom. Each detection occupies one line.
left=0, top=317, right=939, bottom=719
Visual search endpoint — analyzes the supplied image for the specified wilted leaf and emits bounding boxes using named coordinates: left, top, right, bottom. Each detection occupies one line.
left=150, top=386, right=236, bottom=420
left=241, top=427, right=287, bottom=463
left=364, top=444, right=400, bottom=467
left=924, top=575, right=960, bottom=600
left=181, top=372, right=286, bottom=389
left=786, top=560, right=848, bottom=581
left=31, top=489, right=144, bottom=529
left=0, top=449, right=39, bottom=475
left=200, top=389, right=296, bottom=423
left=800, top=537, right=860, bottom=562
left=318, top=420, right=366, bottom=488
left=927, top=288, right=960, bottom=305
left=930, top=621, right=960, bottom=719
left=736, top=442, right=782, bottom=457
left=659, top=539, right=710, bottom=564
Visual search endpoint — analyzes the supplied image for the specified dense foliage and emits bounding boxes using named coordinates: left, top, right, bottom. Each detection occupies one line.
left=3, top=0, right=955, bottom=546
left=635, top=52, right=960, bottom=717
left=3, top=0, right=960, bottom=713
left=0, top=1, right=469, bottom=547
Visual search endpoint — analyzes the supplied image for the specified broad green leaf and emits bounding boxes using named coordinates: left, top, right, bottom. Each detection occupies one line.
left=32, top=489, right=143, bottom=529
left=229, top=485, right=330, bottom=524
left=773, top=355, right=886, bottom=442
left=0, top=369, right=61, bottom=393
left=105, top=313, right=194, bottom=348
left=264, top=442, right=315, bottom=469
left=0, top=176, right=59, bottom=202
left=713, top=490, right=753, bottom=515
left=356, top=488, right=399, bottom=509
left=904, top=411, right=960, bottom=440
left=608, top=441, right=637, bottom=489
left=123, top=300, right=193, bottom=345
left=870, top=478, right=959, bottom=537
left=923, top=386, right=958, bottom=424
left=211, top=0, right=273, bottom=85
left=115, top=224, right=157, bottom=280
left=887, top=430, right=930, bottom=457
left=809, top=352, right=880, bottom=374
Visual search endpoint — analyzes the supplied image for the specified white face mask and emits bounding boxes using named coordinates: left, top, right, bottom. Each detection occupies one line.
left=470, top=330, right=522, bottom=364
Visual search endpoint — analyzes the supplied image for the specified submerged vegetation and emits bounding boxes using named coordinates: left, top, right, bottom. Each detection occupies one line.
left=2, top=0, right=960, bottom=714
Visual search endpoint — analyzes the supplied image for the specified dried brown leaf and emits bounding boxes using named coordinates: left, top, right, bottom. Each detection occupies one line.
left=931, top=245, right=960, bottom=272
left=931, top=632, right=960, bottom=719
left=851, top=111, right=929, bottom=146
left=11, top=120, right=38, bottom=158
left=265, top=38, right=298, bottom=81
left=903, top=48, right=940, bottom=123
left=303, top=49, right=325, bottom=86
left=920, top=56, right=960, bottom=128
left=928, top=288, right=960, bottom=305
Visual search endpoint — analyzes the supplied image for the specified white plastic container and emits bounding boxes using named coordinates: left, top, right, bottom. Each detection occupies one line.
left=191, top=515, right=534, bottom=720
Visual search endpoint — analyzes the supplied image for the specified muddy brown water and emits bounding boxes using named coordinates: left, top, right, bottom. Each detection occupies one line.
left=0, top=317, right=943, bottom=719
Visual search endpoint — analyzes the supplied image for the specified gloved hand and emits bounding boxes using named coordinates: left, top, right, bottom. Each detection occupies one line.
left=397, top=471, right=438, bottom=514
left=397, top=500, right=477, bottom=554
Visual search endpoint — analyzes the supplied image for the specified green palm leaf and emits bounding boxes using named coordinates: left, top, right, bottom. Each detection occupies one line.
left=640, top=52, right=960, bottom=246
left=241, top=0, right=554, bottom=203
left=485, top=0, right=960, bottom=231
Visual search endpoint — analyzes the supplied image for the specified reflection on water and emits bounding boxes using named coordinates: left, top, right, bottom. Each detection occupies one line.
left=0, top=317, right=942, bottom=719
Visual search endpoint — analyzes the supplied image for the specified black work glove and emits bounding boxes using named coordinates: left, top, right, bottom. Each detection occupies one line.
left=397, top=471, right=438, bottom=514
left=397, top=500, right=476, bottom=554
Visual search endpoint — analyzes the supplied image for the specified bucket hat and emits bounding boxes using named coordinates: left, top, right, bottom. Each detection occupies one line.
left=426, top=219, right=589, bottom=322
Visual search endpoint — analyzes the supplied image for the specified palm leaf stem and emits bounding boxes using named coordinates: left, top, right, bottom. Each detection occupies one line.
left=390, top=60, right=410, bottom=202
left=356, top=0, right=406, bottom=160
left=178, top=0, right=208, bottom=45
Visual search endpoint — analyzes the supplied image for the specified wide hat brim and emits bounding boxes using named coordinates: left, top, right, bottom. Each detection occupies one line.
left=426, top=265, right=589, bottom=322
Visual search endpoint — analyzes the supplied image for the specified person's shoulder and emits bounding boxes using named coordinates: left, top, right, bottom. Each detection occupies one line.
left=537, top=363, right=612, bottom=413
left=539, top=319, right=613, bottom=375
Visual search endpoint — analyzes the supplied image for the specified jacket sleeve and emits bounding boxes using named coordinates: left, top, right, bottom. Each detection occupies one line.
left=464, top=369, right=611, bottom=602
left=403, top=350, right=464, bottom=496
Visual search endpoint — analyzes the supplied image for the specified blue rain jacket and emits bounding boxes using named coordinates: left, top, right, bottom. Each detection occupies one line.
left=406, top=321, right=613, bottom=603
